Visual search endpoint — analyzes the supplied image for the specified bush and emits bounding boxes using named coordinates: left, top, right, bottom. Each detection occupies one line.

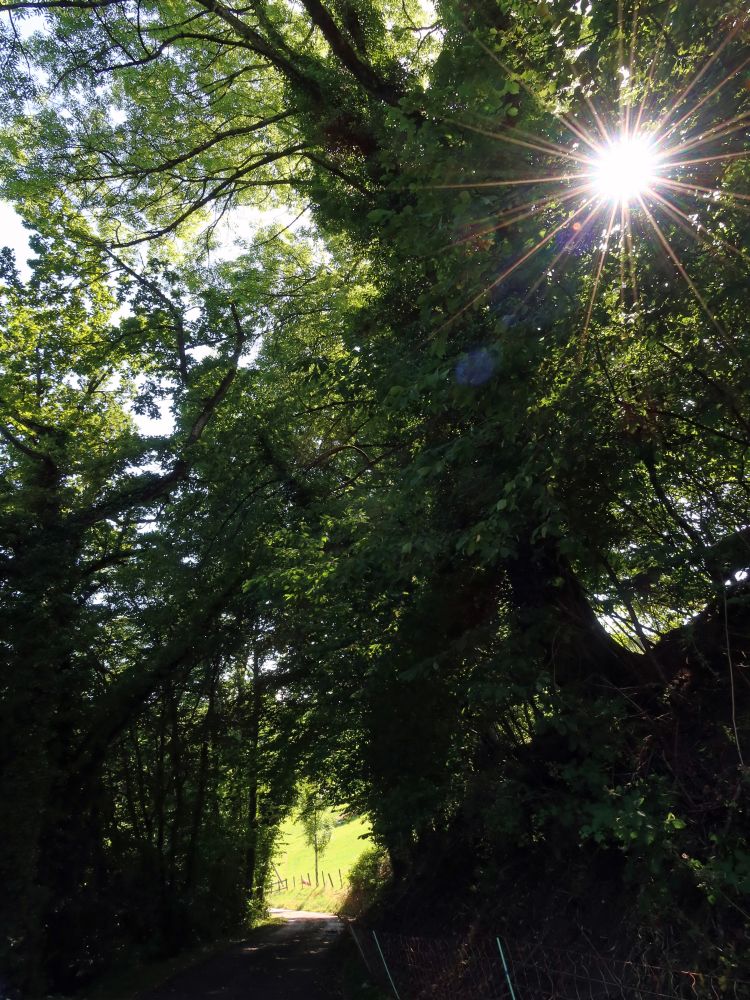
left=341, top=847, right=391, bottom=918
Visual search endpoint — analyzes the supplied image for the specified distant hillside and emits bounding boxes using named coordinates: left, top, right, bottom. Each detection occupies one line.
left=269, top=813, right=372, bottom=912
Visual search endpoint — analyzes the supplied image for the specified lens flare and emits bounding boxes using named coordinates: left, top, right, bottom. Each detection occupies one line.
left=433, top=11, right=750, bottom=343
left=591, top=134, right=659, bottom=203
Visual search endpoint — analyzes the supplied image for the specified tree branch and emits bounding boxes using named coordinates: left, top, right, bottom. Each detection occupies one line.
left=0, top=423, right=57, bottom=476
left=298, top=0, right=403, bottom=103
left=105, top=250, right=189, bottom=383
left=70, top=570, right=247, bottom=785
left=192, top=0, right=326, bottom=103
left=77, top=319, right=248, bottom=527
left=112, top=144, right=310, bottom=246
left=0, top=0, right=120, bottom=9
left=98, top=112, right=296, bottom=181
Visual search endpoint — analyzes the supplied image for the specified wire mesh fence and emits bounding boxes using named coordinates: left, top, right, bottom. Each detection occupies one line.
left=349, top=925, right=749, bottom=1000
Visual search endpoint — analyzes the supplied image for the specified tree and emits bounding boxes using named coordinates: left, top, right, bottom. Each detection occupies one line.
left=297, top=784, right=334, bottom=885
left=0, top=222, right=341, bottom=993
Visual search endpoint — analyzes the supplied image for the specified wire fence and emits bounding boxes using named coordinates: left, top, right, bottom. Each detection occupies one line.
left=348, top=925, right=748, bottom=1000
left=266, top=868, right=347, bottom=893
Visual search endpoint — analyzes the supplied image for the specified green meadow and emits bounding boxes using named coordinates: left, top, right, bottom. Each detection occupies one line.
left=269, top=812, right=372, bottom=912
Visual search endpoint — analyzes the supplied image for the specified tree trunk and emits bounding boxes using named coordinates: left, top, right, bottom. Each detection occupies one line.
left=245, top=650, right=262, bottom=899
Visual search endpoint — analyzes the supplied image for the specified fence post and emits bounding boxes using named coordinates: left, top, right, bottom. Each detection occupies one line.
left=496, top=937, right=518, bottom=1000
left=328, top=872, right=334, bottom=888
left=339, top=867, right=343, bottom=888
left=373, top=930, right=401, bottom=1000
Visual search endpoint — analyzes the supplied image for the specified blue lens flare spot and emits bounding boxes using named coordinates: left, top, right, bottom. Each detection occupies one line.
left=455, top=347, right=496, bottom=386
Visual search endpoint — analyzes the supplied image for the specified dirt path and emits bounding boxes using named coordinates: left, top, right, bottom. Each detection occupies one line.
left=142, top=910, right=343, bottom=999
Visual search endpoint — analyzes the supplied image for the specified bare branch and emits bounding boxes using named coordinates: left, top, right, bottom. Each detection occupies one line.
left=308, top=442, right=373, bottom=468
left=185, top=323, right=245, bottom=448
left=304, top=151, right=369, bottom=194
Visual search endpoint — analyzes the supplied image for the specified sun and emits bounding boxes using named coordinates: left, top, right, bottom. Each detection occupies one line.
left=591, top=134, right=660, bottom=204
left=436, top=10, right=750, bottom=342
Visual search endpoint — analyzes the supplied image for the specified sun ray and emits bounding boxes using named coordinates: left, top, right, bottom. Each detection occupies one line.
left=468, top=30, right=601, bottom=152
left=659, top=51, right=750, bottom=143
left=435, top=195, right=600, bottom=333
left=582, top=91, right=613, bottom=145
left=449, top=185, right=591, bottom=246
left=519, top=201, right=606, bottom=307
left=624, top=203, right=640, bottom=310
left=451, top=184, right=589, bottom=230
left=668, top=150, right=750, bottom=169
left=619, top=201, right=627, bottom=305
left=579, top=202, right=619, bottom=362
left=664, top=109, right=750, bottom=158
left=637, top=193, right=730, bottom=341
left=624, top=0, right=640, bottom=137
left=427, top=173, right=589, bottom=190
left=647, top=188, right=744, bottom=259
left=659, top=177, right=750, bottom=204
left=453, top=118, right=592, bottom=165
left=652, top=14, right=748, bottom=136
left=634, top=26, right=669, bottom=135
left=436, top=185, right=591, bottom=257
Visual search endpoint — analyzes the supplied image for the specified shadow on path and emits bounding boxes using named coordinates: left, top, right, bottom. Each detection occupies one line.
left=142, top=910, right=342, bottom=999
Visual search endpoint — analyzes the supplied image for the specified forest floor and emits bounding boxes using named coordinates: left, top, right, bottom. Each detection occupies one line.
left=140, top=910, right=343, bottom=999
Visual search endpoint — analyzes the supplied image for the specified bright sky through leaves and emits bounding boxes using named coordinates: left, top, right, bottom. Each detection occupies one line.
left=0, top=201, right=32, bottom=278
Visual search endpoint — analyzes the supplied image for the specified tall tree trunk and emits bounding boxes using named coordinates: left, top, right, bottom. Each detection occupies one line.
left=184, top=661, right=220, bottom=894
left=245, top=650, right=262, bottom=899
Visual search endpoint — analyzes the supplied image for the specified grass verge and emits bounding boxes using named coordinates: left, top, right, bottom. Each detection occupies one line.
left=269, top=882, right=348, bottom=912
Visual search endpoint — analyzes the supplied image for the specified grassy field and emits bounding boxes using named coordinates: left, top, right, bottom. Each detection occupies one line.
left=269, top=811, right=372, bottom=912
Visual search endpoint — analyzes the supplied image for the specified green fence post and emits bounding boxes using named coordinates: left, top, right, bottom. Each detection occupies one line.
left=496, top=937, right=518, bottom=1000
left=373, top=930, right=401, bottom=1000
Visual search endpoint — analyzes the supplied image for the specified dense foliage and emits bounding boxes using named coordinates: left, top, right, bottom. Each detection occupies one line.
left=1, top=0, right=749, bottom=994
